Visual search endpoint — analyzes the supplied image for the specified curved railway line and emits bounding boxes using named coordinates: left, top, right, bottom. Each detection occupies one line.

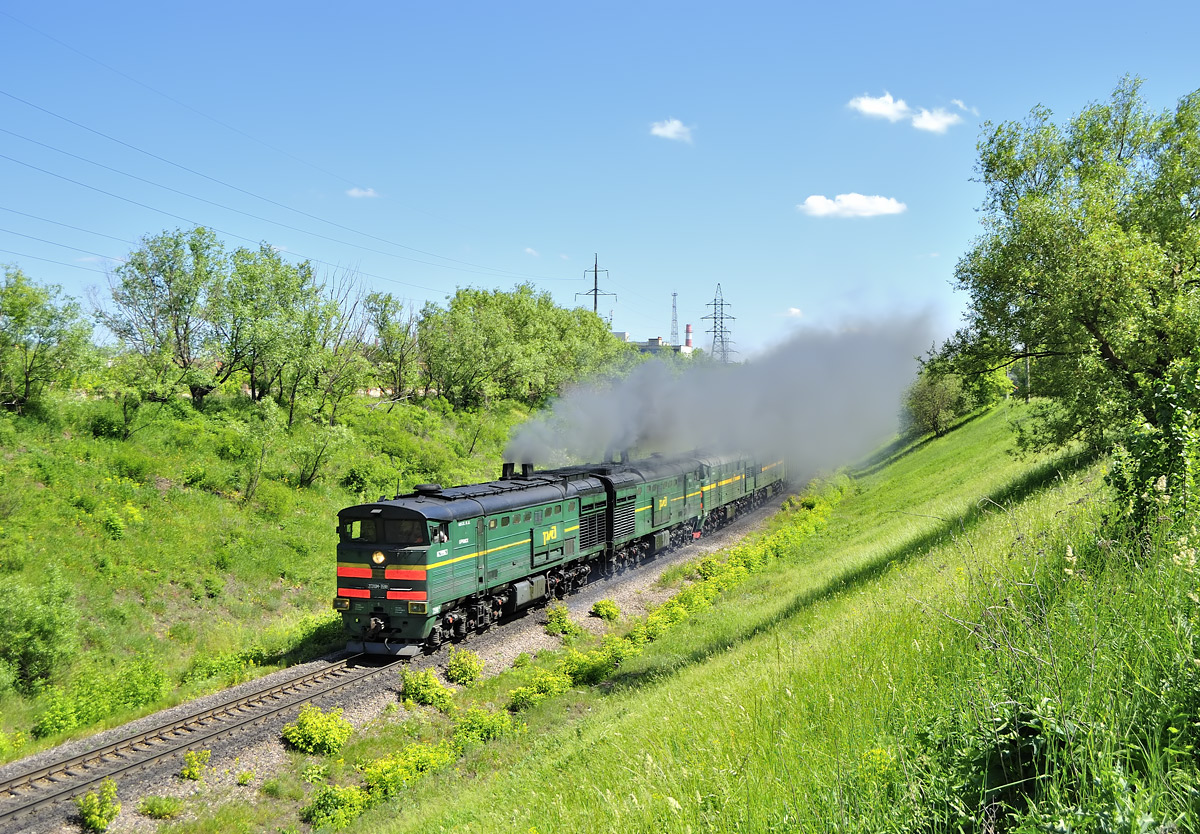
left=0, top=653, right=403, bottom=830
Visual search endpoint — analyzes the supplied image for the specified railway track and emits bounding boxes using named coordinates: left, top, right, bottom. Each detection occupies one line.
left=0, top=653, right=403, bottom=830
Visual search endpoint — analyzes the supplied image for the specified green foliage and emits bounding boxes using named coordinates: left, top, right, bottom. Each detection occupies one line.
left=281, top=704, right=354, bottom=756
left=361, top=741, right=456, bottom=800
left=75, top=777, right=120, bottom=832
left=36, top=660, right=167, bottom=738
left=299, top=784, right=370, bottom=831
left=236, top=770, right=254, bottom=785
left=137, top=794, right=184, bottom=820
left=506, top=667, right=572, bottom=712
left=0, top=569, right=79, bottom=693
left=544, top=602, right=583, bottom=637
left=445, top=646, right=484, bottom=686
left=901, top=370, right=965, bottom=438
left=0, top=726, right=26, bottom=758
left=589, top=599, right=621, bottom=622
left=451, top=707, right=515, bottom=750
left=180, top=749, right=211, bottom=781
left=936, top=78, right=1200, bottom=523
left=417, top=284, right=635, bottom=408
left=400, top=668, right=456, bottom=712
left=0, top=266, right=91, bottom=412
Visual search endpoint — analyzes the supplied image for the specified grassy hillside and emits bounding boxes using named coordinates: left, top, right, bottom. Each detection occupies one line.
left=155, top=400, right=1200, bottom=832
left=0, top=394, right=529, bottom=754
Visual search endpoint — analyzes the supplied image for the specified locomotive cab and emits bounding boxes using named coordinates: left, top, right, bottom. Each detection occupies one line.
left=334, top=504, right=446, bottom=656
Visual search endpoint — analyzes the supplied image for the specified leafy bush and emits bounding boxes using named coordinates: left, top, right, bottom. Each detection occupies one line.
left=33, top=659, right=167, bottom=738
left=544, top=602, right=583, bottom=637
left=0, top=570, right=79, bottom=694
left=452, top=707, right=514, bottom=749
left=137, top=795, right=184, bottom=820
left=400, top=668, right=455, bottom=712
left=237, top=770, right=254, bottom=786
left=75, top=777, right=120, bottom=832
left=0, top=726, right=26, bottom=758
left=100, top=509, right=125, bottom=540
left=589, top=599, right=620, bottom=622
left=361, top=741, right=456, bottom=800
left=179, top=749, right=210, bottom=781
left=506, top=668, right=571, bottom=712
left=300, top=784, right=370, bottom=831
left=445, top=646, right=484, bottom=686
left=560, top=648, right=617, bottom=686
left=281, top=704, right=354, bottom=756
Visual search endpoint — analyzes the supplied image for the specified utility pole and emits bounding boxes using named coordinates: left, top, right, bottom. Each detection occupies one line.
left=575, top=253, right=615, bottom=314
left=670, top=292, right=679, bottom=345
left=702, top=283, right=736, bottom=363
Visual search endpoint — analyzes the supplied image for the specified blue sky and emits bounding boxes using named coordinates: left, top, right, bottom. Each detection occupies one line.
left=2, top=1, right=1198, bottom=356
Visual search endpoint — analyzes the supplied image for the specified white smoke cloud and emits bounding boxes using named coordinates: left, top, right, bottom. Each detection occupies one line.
left=505, top=313, right=932, bottom=480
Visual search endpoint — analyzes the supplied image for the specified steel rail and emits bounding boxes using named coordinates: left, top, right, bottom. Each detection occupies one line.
left=0, top=654, right=402, bottom=827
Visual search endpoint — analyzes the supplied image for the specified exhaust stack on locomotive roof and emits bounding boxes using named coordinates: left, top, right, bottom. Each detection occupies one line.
left=500, top=462, right=535, bottom=479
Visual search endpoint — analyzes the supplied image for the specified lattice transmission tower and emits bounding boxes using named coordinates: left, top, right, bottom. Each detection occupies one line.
left=702, top=283, right=735, bottom=363
left=670, top=292, right=679, bottom=345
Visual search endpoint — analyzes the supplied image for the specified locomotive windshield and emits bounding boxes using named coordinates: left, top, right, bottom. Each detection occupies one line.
left=339, top=518, right=427, bottom=546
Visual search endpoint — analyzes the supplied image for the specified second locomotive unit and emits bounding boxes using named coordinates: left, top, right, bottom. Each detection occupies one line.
left=333, top=452, right=785, bottom=655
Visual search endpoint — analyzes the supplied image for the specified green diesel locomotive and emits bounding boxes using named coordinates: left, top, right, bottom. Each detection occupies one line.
left=334, top=453, right=785, bottom=655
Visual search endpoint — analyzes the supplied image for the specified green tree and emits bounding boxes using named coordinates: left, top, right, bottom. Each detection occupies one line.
left=937, top=78, right=1200, bottom=520
left=213, top=244, right=319, bottom=407
left=364, top=291, right=418, bottom=405
left=98, top=228, right=225, bottom=406
left=901, top=371, right=964, bottom=438
left=417, top=284, right=634, bottom=408
left=0, top=267, right=90, bottom=411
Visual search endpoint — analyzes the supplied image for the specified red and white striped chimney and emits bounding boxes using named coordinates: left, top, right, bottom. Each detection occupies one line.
left=685, top=324, right=693, bottom=347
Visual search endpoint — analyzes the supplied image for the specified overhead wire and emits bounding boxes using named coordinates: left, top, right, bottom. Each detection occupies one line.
left=0, top=88, right=573, bottom=283
left=0, top=152, right=452, bottom=296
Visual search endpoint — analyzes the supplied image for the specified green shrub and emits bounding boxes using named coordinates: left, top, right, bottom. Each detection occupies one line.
left=179, top=749, right=210, bottom=781
left=75, top=777, right=120, bottom=832
left=236, top=770, right=254, bottom=786
left=590, top=599, right=621, bottom=622
left=255, top=479, right=292, bottom=518
left=1, top=569, right=79, bottom=696
left=560, top=648, right=616, bottom=686
left=110, top=451, right=150, bottom=482
left=445, top=646, right=484, bottom=686
left=137, top=795, right=184, bottom=819
left=281, top=704, right=354, bottom=756
left=88, top=410, right=125, bottom=439
left=512, top=652, right=531, bottom=668
left=544, top=602, right=582, bottom=637
left=0, top=726, right=26, bottom=758
left=506, top=667, right=571, bottom=712
left=300, top=784, right=370, bottom=831
left=101, top=509, right=125, bottom=540
left=452, top=707, right=514, bottom=749
left=361, top=741, right=456, bottom=800
left=400, top=668, right=455, bottom=712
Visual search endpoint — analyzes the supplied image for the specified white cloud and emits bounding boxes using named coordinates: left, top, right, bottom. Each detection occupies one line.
left=912, top=108, right=962, bottom=133
left=847, top=92, right=912, bottom=122
left=347, top=187, right=379, bottom=198
left=786, top=307, right=803, bottom=318
left=650, top=118, right=693, bottom=143
left=797, top=193, right=907, bottom=218
left=951, top=98, right=980, bottom=116
left=524, top=247, right=540, bottom=257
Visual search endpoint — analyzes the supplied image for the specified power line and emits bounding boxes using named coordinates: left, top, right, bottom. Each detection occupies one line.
left=0, top=9, right=360, bottom=189
left=0, top=153, right=456, bottom=296
left=0, top=150, right=511, bottom=293
left=0, top=88, right=563, bottom=284
left=0, top=247, right=110, bottom=274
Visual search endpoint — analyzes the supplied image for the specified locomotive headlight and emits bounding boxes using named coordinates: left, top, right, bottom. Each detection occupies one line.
left=408, top=601, right=427, bottom=614
left=371, top=550, right=386, bottom=565
left=332, top=598, right=350, bottom=611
